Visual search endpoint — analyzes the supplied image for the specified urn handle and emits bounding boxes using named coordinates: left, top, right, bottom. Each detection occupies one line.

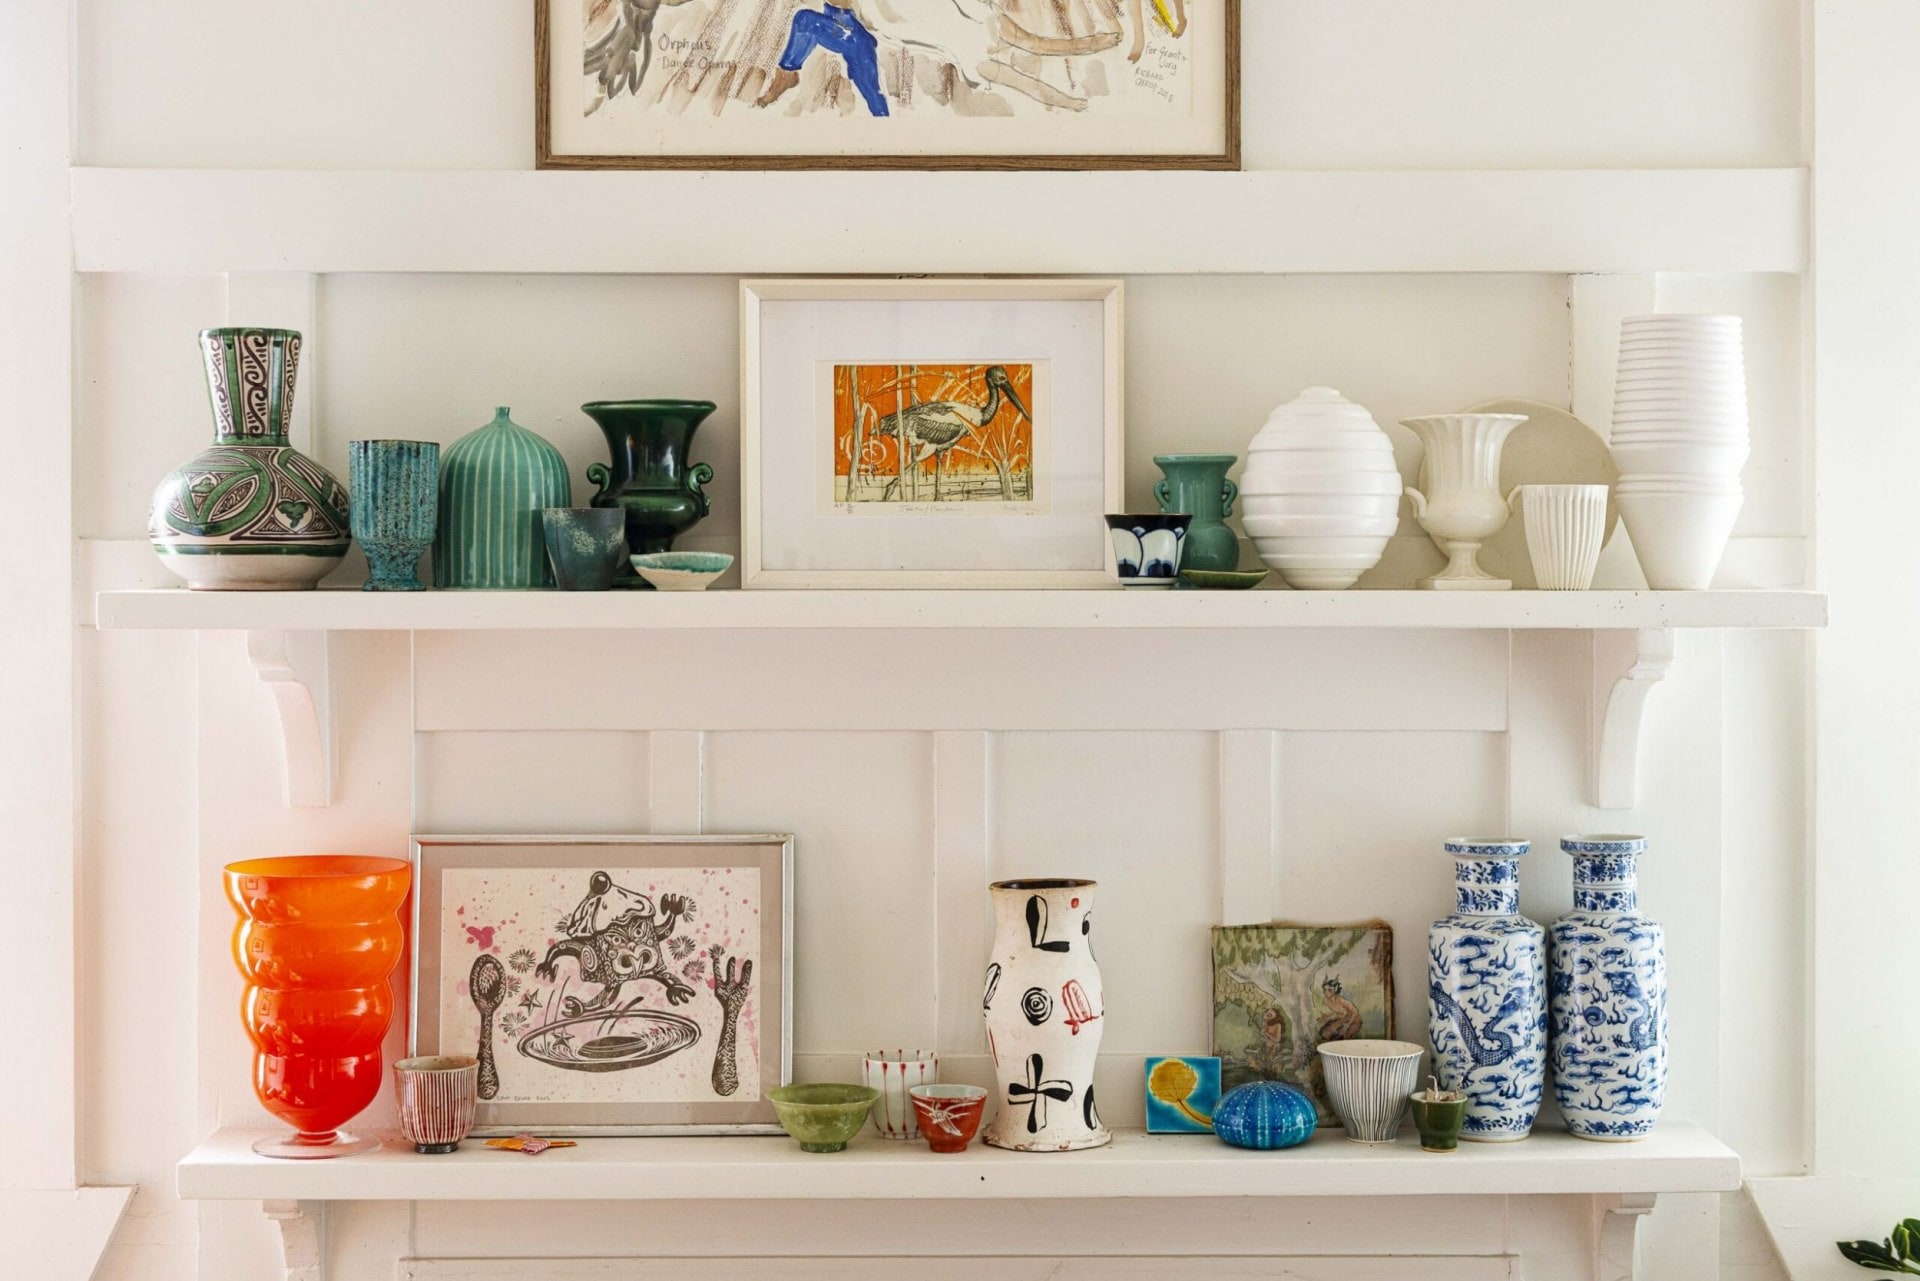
left=1404, top=485, right=1429, bottom=519
left=686, top=462, right=714, bottom=519
left=1220, top=477, right=1238, bottom=519
left=1152, top=479, right=1174, bottom=514
left=586, top=462, right=614, bottom=504
left=1505, top=485, right=1525, bottom=516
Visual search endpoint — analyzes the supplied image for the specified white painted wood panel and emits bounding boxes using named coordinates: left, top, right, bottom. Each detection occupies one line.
left=400, top=1256, right=1516, bottom=1280
left=69, top=169, right=1807, bottom=276
left=1278, top=731, right=1508, bottom=1042
left=705, top=732, right=938, bottom=1054
left=992, top=732, right=1220, bottom=1054
left=414, top=731, right=652, bottom=834
left=76, top=1, right=1800, bottom=172
left=410, top=1191, right=1519, bottom=1262
left=408, top=631, right=1509, bottom=733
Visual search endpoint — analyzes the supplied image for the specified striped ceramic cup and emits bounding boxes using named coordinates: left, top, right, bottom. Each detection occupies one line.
left=1318, top=1040, right=1425, bottom=1144
left=863, top=1050, right=938, bottom=1139
left=393, top=1055, right=479, bottom=1154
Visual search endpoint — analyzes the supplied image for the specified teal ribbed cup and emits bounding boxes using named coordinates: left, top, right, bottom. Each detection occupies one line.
left=433, top=407, right=572, bottom=589
left=349, top=440, right=439, bottom=592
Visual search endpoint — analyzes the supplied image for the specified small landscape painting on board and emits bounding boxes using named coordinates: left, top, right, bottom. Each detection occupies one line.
left=441, top=866, right=763, bottom=1107
left=827, top=362, right=1043, bottom=511
left=1212, top=920, right=1395, bottom=1125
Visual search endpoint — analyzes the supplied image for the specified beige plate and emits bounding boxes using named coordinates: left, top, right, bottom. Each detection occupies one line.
left=1454, top=398, right=1620, bottom=590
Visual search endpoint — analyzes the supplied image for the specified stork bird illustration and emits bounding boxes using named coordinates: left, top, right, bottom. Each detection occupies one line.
left=873, top=365, right=1032, bottom=502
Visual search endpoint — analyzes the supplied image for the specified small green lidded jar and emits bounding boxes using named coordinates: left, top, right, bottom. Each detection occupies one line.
left=1410, top=1078, right=1467, bottom=1153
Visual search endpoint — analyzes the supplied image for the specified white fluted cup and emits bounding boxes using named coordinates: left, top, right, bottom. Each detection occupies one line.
left=393, top=1055, right=479, bottom=1154
left=1318, top=1040, right=1425, bottom=1144
left=863, top=1050, right=937, bottom=1140
left=1510, top=484, right=1608, bottom=591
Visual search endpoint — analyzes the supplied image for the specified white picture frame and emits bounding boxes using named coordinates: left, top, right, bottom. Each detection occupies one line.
left=410, top=833, right=794, bottom=1137
left=741, top=277, right=1125, bottom=589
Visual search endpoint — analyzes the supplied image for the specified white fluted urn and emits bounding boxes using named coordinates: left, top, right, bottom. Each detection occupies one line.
left=1402, top=413, right=1529, bottom=590
left=1240, top=387, right=1402, bottom=589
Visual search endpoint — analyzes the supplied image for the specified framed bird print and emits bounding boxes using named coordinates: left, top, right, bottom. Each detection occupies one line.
left=410, top=834, right=793, bottom=1136
left=535, top=0, right=1239, bottom=170
left=741, top=278, right=1125, bottom=587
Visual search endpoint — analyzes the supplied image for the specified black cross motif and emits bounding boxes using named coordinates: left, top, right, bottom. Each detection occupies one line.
left=1007, top=1052, right=1075, bottom=1133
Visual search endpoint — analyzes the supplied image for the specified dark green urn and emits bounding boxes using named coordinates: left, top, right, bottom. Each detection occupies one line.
left=582, top=400, right=716, bottom=583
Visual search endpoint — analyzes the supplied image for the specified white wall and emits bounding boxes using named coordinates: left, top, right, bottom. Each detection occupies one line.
left=50, top=2, right=1820, bottom=1278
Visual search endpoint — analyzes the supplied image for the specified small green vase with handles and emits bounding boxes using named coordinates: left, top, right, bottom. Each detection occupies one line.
left=581, top=399, right=717, bottom=587
left=1153, top=453, right=1241, bottom=573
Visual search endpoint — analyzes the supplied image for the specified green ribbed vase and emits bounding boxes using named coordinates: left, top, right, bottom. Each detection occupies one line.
left=433, top=407, right=572, bottom=589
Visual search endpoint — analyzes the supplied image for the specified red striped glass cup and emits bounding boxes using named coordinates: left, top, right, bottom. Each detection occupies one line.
left=393, top=1055, right=479, bottom=1154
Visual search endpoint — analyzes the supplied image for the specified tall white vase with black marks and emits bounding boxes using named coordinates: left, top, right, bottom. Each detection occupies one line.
left=1426, top=838, right=1547, bottom=1142
left=981, top=878, right=1110, bottom=1152
left=1550, top=835, right=1668, bottom=1141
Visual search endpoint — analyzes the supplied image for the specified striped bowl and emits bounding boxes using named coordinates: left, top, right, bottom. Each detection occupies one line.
left=1317, top=1040, right=1425, bottom=1144
left=393, top=1055, right=479, bottom=1154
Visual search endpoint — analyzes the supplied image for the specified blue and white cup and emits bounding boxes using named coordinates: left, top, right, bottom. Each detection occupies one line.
left=1105, top=513, right=1192, bottom=587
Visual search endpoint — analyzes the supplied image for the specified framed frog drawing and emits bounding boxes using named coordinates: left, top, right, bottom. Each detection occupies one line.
left=411, top=834, right=793, bottom=1135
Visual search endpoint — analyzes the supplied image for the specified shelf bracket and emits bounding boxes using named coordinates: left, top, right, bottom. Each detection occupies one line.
left=1592, top=1192, right=1657, bottom=1281
left=245, top=630, right=333, bottom=808
left=260, top=1199, right=325, bottom=1281
left=1591, top=628, right=1678, bottom=811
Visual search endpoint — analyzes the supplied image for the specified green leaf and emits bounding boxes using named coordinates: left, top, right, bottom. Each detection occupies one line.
left=1839, top=1238, right=1903, bottom=1270
left=1901, top=1221, right=1920, bottom=1262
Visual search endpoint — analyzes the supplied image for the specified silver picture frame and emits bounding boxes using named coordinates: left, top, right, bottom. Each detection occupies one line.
left=410, top=833, right=794, bottom=1137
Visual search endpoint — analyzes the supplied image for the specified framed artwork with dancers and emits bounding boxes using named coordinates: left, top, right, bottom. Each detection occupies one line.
left=410, top=834, right=793, bottom=1135
left=536, top=0, right=1240, bottom=169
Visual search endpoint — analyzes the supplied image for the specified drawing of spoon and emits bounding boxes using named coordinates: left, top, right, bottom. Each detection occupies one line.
left=1148, top=1059, right=1213, bottom=1128
left=470, top=954, right=505, bottom=1100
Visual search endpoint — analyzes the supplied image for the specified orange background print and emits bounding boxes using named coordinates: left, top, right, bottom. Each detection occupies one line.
left=832, top=363, right=1036, bottom=505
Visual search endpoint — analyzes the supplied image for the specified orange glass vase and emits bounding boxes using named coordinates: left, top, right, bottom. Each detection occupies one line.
left=224, top=855, right=411, bottom=1159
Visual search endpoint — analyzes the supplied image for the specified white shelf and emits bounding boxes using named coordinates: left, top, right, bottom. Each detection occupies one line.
left=178, top=1123, right=1739, bottom=1203
left=95, top=588, right=1828, bottom=633
left=70, top=167, right=1806, bottom=276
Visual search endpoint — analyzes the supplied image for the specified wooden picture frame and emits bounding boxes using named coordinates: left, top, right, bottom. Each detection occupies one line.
left=410, top=834, right=794, bottom=1136
left=536, top=0, right=1239, bottom=170
left=740, top=277, right=1125, bottom=589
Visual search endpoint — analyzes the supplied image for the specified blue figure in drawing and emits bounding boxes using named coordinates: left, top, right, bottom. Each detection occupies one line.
left=761, top=3, right=890, bottom=116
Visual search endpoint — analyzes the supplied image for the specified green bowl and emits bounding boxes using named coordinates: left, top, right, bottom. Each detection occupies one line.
left=766, top=1083, right=879, bottom=1152
left=629, top=552, right=734, bottom=591
left=1179, top=568, right=1271, bottom=590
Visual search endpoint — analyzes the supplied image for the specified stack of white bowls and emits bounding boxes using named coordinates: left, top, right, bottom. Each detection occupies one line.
left=1611, top=314, right=1749, bottom=590
left=1241, top=387, right=1401, bottom=589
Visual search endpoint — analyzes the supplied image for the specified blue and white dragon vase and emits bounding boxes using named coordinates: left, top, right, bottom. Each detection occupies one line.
left=1550, top=835, right=1667, bottom=1141
left=1427, top=838, right=1547, bottom=1142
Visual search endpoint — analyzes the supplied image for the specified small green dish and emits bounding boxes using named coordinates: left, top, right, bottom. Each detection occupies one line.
left=1179, top=568, right=1270, bottom=590
left=766, top=1083, right=880, bottom=1153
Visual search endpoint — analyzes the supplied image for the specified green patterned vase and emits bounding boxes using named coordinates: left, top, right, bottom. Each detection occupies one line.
left=149, top=328, right=350, bottom=590
left=433, top=407, right=572, bottom=589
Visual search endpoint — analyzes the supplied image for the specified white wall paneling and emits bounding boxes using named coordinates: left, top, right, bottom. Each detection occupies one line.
left=54, top=9, right=1826, bottom=1278
left=397, top=1259, right=1519, bottom=1281
left=69, top=169, right=1807, bottom=276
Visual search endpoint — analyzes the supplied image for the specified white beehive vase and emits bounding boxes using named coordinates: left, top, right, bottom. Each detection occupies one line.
left=1240, top=387, right=1401, bottom=590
